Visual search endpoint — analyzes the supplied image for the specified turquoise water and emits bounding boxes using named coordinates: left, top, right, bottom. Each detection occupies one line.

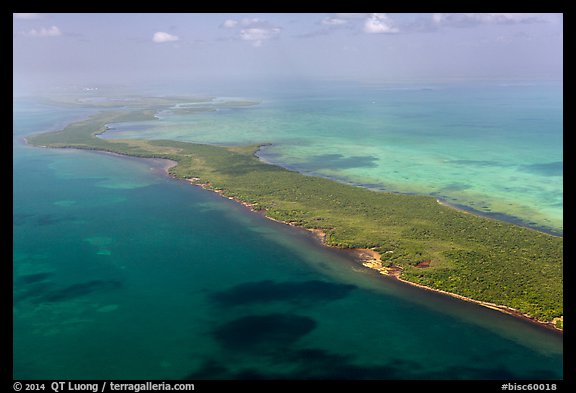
left=103, top=80, right=563, bottom=234
left=13, top=88, right=562, bottom=380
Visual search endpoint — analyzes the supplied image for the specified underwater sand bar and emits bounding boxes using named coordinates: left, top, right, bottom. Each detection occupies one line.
left=27, top=106, right=563, bottom=328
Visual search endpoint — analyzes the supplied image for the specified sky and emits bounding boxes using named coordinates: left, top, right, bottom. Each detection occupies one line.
left=13, top=13, right=563, bottom=92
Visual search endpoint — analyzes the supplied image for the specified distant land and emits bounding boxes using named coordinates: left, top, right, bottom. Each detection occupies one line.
left=27, top=95, right=563, bottom=330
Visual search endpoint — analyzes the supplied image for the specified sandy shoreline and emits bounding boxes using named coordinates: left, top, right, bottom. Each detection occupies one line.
left=171, top=167, right=562, bottom=333
left=158, top=158, right=178, bottom=173
left=310, top=227, right=562, bottom=333
left=339, top=244, right=560, bottom=332
left=305, top=228, right=562, bottom=332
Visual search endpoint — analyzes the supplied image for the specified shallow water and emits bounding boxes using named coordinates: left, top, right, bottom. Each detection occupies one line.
left=102, top=80, right=563, bottom=234
left=13, top=97, right=562, bottom=379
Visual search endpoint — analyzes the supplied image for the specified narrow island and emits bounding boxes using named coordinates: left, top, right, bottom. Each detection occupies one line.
left=27, top=97, right=563, bottom=330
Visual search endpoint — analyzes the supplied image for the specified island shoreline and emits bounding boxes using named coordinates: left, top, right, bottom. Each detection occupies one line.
left=168, top=164, right=563, bottom=334
left=24, top=112, right=563, bottom=333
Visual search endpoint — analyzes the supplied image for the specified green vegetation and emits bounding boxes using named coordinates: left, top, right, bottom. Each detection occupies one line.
left=27, top=106, right=563, bottom=323
left=555, top=319, right=563, bottom=329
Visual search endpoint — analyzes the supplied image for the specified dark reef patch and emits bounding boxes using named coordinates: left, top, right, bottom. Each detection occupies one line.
left=210, top=279, right=355, bottom=308
left=183, top=346, right=536, bottom=380
left=14, top=281, right=53, bottom=303
left=299, top=154, right=379, bottom=170
left=518, top=161, right=563, bottom=176
left=439, top=182, right=472, bottom=192
left=212, top=314, right=316, bottom=352
left=36, top=214, right=77, bottom=226
left=14, top=279, right=123, bottom=304
left=183, top=348, right=403, bottom=380
left=448, top=159, right=503, bottom=167
left=17, top=272, right=52, bottom=284
left=13, top=213, right=35, bottom=226
left=42, top=280, right=123, bottom=302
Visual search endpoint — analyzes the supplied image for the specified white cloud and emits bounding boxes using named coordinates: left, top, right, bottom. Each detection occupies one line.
left=475, top=13, right=545, bottom=23
left=222, top=18, right=264, bottom=29
left=335, top=13, right=369, bottom=19
left=322, top=17, right=348, bottom=26
left=24, top=25, right=61, bottom=37
left=13, top=13, right=43, bottom=20
left=241, top=18, right=263, bottom=26
left=433, top=13, right=546, bottom=27
left=364, top=13, right=399, bottom=34
left=222, top=17, right=281, bottom=47
left=432, top=13, right=443, bottom=25
left=152, top=31, right=179, bottom=43
left=222, top=19, right=238, bottom=28
left=240, top=27, right=280, bottom=47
